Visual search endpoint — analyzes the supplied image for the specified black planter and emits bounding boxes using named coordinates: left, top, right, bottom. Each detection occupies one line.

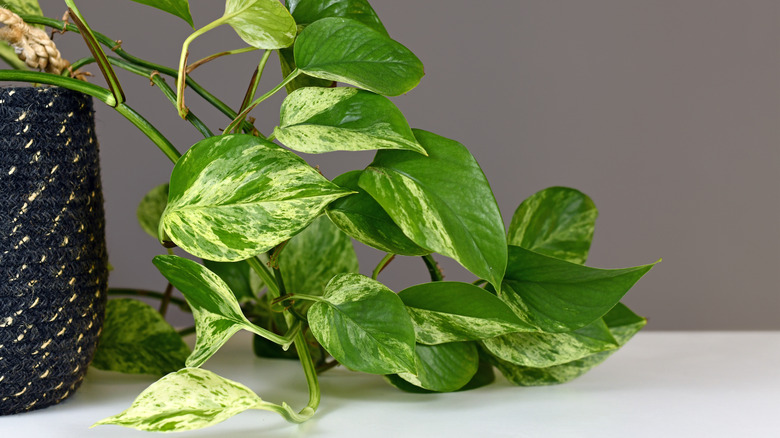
left=0, top=86, right=108, bottom=415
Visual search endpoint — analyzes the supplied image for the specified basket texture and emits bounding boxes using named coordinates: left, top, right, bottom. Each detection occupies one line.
left=0, top=86, right=108, bottom=415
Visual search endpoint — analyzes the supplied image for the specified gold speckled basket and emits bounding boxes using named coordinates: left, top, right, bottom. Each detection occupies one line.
left=0, top=86, right=108, bottom=415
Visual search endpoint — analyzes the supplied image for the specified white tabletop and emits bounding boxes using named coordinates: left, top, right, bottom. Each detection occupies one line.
left=2, top=331, right=779, bottom=438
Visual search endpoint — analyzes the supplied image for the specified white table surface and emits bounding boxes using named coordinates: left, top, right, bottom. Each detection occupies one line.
left=2, top=331, right=779, bottom=438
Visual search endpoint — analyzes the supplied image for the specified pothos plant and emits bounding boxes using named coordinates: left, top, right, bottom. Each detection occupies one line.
left=0, top=0, right=657, bottom=432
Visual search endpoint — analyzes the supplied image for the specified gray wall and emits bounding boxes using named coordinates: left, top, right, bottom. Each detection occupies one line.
left=31, top=1, right=780, bottom=329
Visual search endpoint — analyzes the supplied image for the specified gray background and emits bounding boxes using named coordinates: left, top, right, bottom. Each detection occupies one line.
left=28, top=0, right=780, bottom=329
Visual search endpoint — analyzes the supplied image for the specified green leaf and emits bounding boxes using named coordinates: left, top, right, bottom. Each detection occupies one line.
left=202, top=260, right=256, bottom=302
left=397, top=342, right=479, bottom=392
left=153, top=255, right=274, bottom=367
left=274, top=87, right=426, bottom=155
left=326, top=171, right=428, bottom=256
left=224, top=0, right=297, bottom=49
left=91, top=299, right=190, bottom=375
left=508, top=187, right=598, bottom=264
left=279, top=215, right=358, bottom=297
left=294, top=17, right=424, bottom=96
left=280, top=0, right=387, bottom=93
left=286, top=0, right=387, bottom=34
left=307, top=274, right=416, bottom=374
left=160, top=134, right=351, bottom=262
left=129, top=0, right=194, bottom=27
left=500, top=245, right=656, bottom=332
left=398, top=282, right=534, bottom=345
left=136, top=183, right=169, bottom=239
left=485, top=302, right=647, bottom=386
left=359, top=129, right=507, bottom=288
left=94, top=368, right=296, bottom=431
left=480, top=319, right=618, bottom=368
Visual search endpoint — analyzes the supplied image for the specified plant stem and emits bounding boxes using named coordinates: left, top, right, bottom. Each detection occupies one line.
left=0, top=69, right=114, bottom=104
left=223, top=69, right=302, bottom=135
left=246, top=256, right=320, bottom=416
left=114, top=103, right=181, bottom=163
left=65, top=1, right=125, bottom=105
left=422, top=254, right=444, bottom=281
left=247, top=256, right=279, bottom=296
left=292, top=330, right=321, bottom=415
left=187, top=47, right=259, bottom=74
left=75, top=55, right=213, bottom=137
left=230, top=50, right=272, bottom=134
left=21, top=14, right=260, bottom=136
left=107, top=288, right=190, bottom=312
left=372, top=253, right=396, bottom=280
left=158, top=282, right=174, bottom=316
left=176, top=14, right=233, bottom=118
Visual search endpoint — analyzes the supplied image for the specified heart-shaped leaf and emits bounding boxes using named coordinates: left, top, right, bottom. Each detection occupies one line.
left=485, top=302, right=647, bottom=386
left=359, top=129, right=507, bottom=288
left=278, top=214, right=359, bottom=297
left=480, top=319, right=618, bottom=368
left=294, top=17, right=424, bottom=96
left=398, top=282, right=534, bottom=345
left=280, top=0, right=387, bottom=93
left=397, top=342, right=479, bottom=393
left=129, top=0, right=193, bottom=27
left=326, top=171, right=428, bottom=256
left=508, top=187, right=598, bottom=264
left=136, top=183, right=168, bottom=239
left=94, top=368, right=296, bottom=431
left=91, top=299, right=190, bottom=375
left=223, top=0, right=296, bottom=49
left=286, top=0, right=387, bottom=34
left=160, top=134, right=351, bottom=262
left=274, top=87, right=425, bottom=154
left=500, top=245, right=656, bottom=332
left=307, top=274, right=416, bottom=374
left=153, top=255, right=276, bottom=367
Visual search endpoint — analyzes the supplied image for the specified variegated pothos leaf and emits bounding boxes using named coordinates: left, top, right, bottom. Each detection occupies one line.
left=274, top=87, right=426, bottom=154
left=326, top=170, right=428, bottom=256
left=359, top=129, right=507, bottom=289
left=508, top=186, right=598, bottom=264
left=485, top=302, right=647, bottom=386
left=294, top=17, right=424, bottom=96
left=224, top=0, right=296, bottom=49
left=398, top=282, right=535, bottom=345
left=308, top=274, right=416, bottom=374
left=397, top=342, right=479, bottom=392
left=91, top=298, right=190, bottom=375
left=153, top=255, right=267, bottom=367
left=160, top=134, right=352, bottom=262
left=93, top=368, right=293, bottom=431
left=480, top=318, right=619, bottom=368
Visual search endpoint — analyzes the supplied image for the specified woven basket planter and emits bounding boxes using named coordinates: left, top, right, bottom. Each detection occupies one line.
left=0, top=86, right=108, bottom=415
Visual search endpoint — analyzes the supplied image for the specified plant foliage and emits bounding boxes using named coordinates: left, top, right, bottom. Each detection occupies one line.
left=0, top=0, right=657, bottom=432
